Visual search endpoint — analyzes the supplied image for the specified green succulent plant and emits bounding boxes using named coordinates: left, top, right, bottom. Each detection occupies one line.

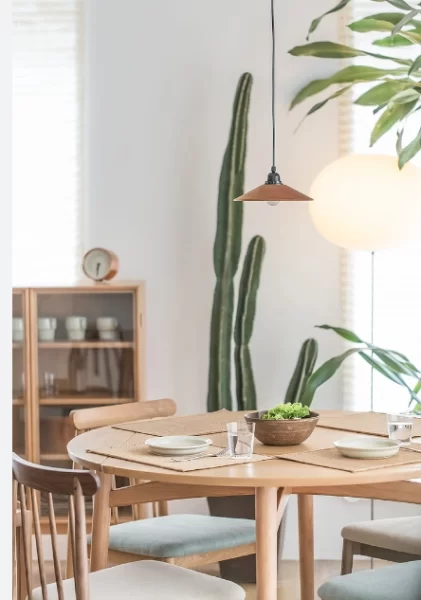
left=285, top=325, right=421, bottom=409
left=289, top=0, right=421, bottom=168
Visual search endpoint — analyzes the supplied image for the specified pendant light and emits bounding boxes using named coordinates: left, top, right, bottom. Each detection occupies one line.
left=234, top=0, right=313, bottom=204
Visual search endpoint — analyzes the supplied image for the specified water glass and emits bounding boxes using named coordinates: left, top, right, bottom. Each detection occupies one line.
left=387, top=412, right=413, bottom=446
left=42, top=372, right=57, bottom=398
left=227, top=421, right=255, bottom=459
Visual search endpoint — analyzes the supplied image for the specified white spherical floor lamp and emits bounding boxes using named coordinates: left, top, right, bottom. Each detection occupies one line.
left=309, top=153, right=421, bottom=529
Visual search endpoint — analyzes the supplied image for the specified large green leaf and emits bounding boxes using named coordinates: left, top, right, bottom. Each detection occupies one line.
left=301, top=348, right=363, bottom=406
left=399, top=29, right=421, bottom=43
left=360, top=352, right=421, bottom=402
left=409, top=53, right=421, bottom=75
left=398, top=127, right=421, bottom=167
left=296, top=86, right=351, bottom=126
left=349, top=17, right=394, bottom=33
left=370, top=100, right=418, bottom=145
left=307, top=0, right=352, bottom=39
left=289, top=42, right=412, bottom=66
left=389, top=88, right=421, bottom=103
left=290, top=65, right=403, bottom=109
left=316, top=324, right=364, bottom=343
left=355, top=81, right=414, bottom=105
left=392, top=9, right=421, bottom=34
left=373, top=0, right=420, bottom=10
left=373, top=34, right=417, bottom=46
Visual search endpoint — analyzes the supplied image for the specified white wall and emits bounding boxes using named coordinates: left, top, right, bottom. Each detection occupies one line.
left=85, top=0, right=372, bottom=559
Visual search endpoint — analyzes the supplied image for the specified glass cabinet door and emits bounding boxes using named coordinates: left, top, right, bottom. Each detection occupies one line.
left=32, top=288, right=137, bottom=469
left=12, top=290, right=30, bottom=458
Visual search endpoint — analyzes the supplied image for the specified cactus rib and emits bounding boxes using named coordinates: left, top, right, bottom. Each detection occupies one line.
left=207, top=73, right=253, bottom=412
left=284, top=338, right=318, bottom=406
left=234, top=235, right=266, bottom=411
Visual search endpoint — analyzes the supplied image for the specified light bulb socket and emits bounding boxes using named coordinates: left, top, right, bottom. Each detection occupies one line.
left=266, top=169, right=282, bottom=185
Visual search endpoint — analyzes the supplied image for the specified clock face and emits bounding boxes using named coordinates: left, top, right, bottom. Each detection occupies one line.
left=82, top=248, right=118, bottom=281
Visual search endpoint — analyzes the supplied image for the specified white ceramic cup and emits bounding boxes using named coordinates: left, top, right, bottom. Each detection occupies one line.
left=38, top=317, right=57, bottom=342
left=65, top=316, right=87, bottom=330
left=99, top=330, right=118, bottom=341
left=38, top=317, right=57, bottom=330
left=67, top=329, right=86, bottom=341
left=96, top=317, right=118, bottom=331
left=13, top=318, right=24, bottom=342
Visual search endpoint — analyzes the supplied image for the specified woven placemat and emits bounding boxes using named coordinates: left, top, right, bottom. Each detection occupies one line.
left=277, top=445, right=421, bottom=472
left=112, top=410, right=236, bottom=437
left=86, top=443, right=272, bottom=472
left=318, top=411, right=421, bottom=438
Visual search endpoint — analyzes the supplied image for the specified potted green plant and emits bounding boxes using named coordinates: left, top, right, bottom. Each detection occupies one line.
left=288, top=0, right=421, bottom=168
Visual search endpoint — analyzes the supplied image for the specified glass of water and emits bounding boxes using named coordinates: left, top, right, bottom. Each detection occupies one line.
left=227, top=421, right=255, bottom=459
left=387, top=412, right=413, bottom=446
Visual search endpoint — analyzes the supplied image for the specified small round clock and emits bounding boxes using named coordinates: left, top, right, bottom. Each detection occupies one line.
left=82, top=248, right=119, bottom=282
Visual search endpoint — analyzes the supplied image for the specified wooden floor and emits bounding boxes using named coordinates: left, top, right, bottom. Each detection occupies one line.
left=37, top=559, right=384, bottom=599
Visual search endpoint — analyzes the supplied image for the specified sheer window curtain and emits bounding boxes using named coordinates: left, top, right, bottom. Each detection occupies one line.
left=339, top=1, right=421, bottom=414
left=13, top=0, right=84, bottom=286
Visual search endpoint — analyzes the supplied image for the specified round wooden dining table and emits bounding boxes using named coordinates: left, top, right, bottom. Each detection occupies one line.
left=68, top=411, right=421, bottom=600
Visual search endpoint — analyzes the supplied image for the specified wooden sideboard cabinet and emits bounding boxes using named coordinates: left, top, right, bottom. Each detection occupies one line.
left=12, top=282, right=145, bottom=529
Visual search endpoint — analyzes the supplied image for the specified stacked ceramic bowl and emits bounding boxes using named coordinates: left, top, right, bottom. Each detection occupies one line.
left=38, top=318, right=57, bottom=342
left=96, top=317, right=118, bottom=341
left=65, top=316, right=87, bottom=341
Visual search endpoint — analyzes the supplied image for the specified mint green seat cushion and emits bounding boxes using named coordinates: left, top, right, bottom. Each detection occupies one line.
left=318, top=560, right=421, bottom=600
left=88, top=514, right=255, bottom=558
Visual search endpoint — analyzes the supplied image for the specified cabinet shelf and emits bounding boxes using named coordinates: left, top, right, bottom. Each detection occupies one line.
left=39, top=397, right=133, bottom=406
left=13, top=398, right=24, bottom=406
left=41, top=453, right=70, bottom=461
left=38, top=341, right=134, bottom=349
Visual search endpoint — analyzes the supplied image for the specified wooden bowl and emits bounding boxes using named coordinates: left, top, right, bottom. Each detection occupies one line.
left=245, top=411, right=320, bottom=446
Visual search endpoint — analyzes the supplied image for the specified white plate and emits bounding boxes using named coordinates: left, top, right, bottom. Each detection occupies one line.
left=144, top=436, right=212, bottom=457
left=334, top=437, right=400, bottom=459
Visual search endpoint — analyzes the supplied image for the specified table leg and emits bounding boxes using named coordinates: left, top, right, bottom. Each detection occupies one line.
left=255, top=487, right=279, bottom=600
left=298, top=494, right=314, bottom=600
left=90, top=472, right=112, bottom=572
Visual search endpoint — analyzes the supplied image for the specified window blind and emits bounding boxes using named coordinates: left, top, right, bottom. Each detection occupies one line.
left=12, top=0, right=83, bottom=286
left=339, top=1, right=421, bottom=413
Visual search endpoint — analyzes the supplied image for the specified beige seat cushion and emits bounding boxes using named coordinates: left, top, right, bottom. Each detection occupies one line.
left=32, top=560, right=245, bottom=599
left=342, top=516, right=421, bottom=555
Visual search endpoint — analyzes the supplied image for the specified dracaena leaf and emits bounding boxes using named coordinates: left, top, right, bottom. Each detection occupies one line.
left=289, top=42, right=412, bottom=66
left=315, top=325, right=364, bottom=343
left=374, top=33, right=417, bottom=46
left=360, top=352, right=420, bottom=402
left=370, top=100, right=418, bottom=145
left=307, top=0, right=352, bottom=39
left=355, top=81, right=414, bottom=105
left=398, top=127, right=421, bottom=167
left=409, top=54, right=421, bottom=75
left=301, top=348, right=364, bottom=406
left=349, top=17, right=394, bottom=33
left=295, top=86, right=351, bottom=129
left=389, top=88, right=421, bottom=104
left=399, top=29, right=421, bottom=43
left=373, top=0, right=420, bottom=10
left=392, top=9, right=421, bottom=34
left=290, top=65, right=403, bottom=109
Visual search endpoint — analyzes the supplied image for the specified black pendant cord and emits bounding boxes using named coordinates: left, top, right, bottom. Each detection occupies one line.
left=271, top=0, right=276, bottom=173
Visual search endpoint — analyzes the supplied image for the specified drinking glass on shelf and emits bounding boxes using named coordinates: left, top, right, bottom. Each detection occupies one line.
left=42, top=372, right=57, bottom=398
left=227, top=421, right=255, bottom=459
left=387, top=412, right=413, bottom=446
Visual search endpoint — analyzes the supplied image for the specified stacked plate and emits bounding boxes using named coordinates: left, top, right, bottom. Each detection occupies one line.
left=145, top=436, right=212, bottom=457
left=334, top=437, right=400, bottom=459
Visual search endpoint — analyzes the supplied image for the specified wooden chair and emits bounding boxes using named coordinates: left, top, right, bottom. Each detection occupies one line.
left=70, top=400, right=257, bottom=570
left=13, top=500, right=31, bottom=600
left=12, top=453, right=245, bottom=600
left=318, top=560, right=421, bottom=600
left=70, top=399, right=177, bottom=522
left=341, top=516, right=421, bottom=575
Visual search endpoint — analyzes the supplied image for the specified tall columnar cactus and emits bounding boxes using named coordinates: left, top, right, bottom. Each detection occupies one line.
left=207, top=73, right=253, bottom=412
left=234, top=236, right=266, bottom=412
left=284, top=338, right=318, bottom=406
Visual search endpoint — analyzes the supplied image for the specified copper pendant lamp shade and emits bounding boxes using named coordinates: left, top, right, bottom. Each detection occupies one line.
left=235, top=0, right=312, bottom=204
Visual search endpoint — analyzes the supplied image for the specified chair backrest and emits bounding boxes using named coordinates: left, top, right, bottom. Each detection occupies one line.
left=12, top=453, right=99, bottom=600
left=70, top=398, right=176, bottom=432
